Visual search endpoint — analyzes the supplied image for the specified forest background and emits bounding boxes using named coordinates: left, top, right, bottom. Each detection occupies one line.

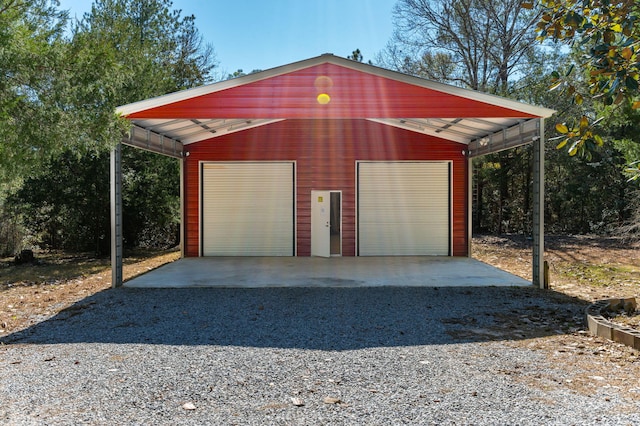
left=1, top=0, right=639, bottom=257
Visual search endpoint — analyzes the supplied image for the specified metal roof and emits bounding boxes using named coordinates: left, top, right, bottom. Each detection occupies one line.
left=116, top=54, right=555, bottom=158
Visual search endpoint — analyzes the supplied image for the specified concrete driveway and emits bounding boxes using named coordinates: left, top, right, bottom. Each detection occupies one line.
left=125, top=256, right=530, bottom=288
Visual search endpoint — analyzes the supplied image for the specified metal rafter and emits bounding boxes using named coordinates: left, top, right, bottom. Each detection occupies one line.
left=122, top=124, right=184, bottom=158
left=467, top=119, right=539, bottom=157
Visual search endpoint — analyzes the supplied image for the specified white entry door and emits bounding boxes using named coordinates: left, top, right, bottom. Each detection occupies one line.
left=311, top=191, right=331, bottom=257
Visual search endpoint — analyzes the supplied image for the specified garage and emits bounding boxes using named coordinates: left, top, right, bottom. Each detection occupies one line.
left=113, top=53, right=555, bottom=288
left=201, top=162, right=295, bottom=256
left=358, top=162, right=451, bottom=256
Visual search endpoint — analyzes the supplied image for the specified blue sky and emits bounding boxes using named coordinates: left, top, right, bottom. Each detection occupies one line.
left=58, top=0, right=396, bottom=76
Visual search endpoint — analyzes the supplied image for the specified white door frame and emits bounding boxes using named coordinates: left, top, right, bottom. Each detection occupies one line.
left=311, top=190, right=342, bottom=257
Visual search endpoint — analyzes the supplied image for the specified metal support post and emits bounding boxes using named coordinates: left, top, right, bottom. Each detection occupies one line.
left=111, top=143, right=123, bottom=288
left=532, top=119, right=545, bottom=288
left=180, top=156, right=185, bottom=258
left=467, top=155, right=473, bottom=257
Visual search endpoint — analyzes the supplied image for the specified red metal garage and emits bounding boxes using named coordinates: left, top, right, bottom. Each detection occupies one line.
left=113, top=54, right=554, bottom=286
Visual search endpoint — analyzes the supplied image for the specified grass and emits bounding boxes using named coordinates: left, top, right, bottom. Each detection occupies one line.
left=1, top=254, right=106, bottom=287
left=1, top=248, right=181, bottom=335
left=0, top=249, right=179, bottom=290
left=557, top=262, right=639, bottom=288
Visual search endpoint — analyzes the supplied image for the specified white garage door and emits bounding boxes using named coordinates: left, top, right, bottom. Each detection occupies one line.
left=201, top=162, right=294, bottom=256
left=358, top=162, right=451, bottom=256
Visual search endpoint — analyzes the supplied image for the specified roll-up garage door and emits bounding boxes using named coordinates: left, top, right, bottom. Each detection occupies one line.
left=201, top=162, right=294, bottom=256
left=358, top=162, right=451, bottom=256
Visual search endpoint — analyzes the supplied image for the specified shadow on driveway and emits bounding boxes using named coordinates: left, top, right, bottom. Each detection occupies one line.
left=1, top=286, right=587, bottom=350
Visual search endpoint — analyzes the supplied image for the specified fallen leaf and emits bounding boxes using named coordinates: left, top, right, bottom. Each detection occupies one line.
left=323, top=396, right=341, bottom=404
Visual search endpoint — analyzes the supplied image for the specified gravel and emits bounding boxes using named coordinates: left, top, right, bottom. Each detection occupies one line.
left=1, top=286, right=639, bottom=425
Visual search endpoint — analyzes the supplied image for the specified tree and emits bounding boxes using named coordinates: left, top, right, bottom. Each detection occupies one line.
left=226, top=69, right=263, bottom=80
left=379, top=0, right=636, bottom=236
left=382, top=0, right=541, bottom=93
left=8, top=150, right=111, bottom=253
left=536, top=0, right=640, bottom=240
left=0, top=0, right=78, bottom=184
left=347, top=48, right=363, bottom=62
left=172, top=14, right=217, bottom=89
left=536, top=0, right=640, bottom=173
left=346, top=48, right=374, bottom=64
left=66, top=0, right=216, bottom=251
left=72, top=0, right=217, bottom=103
left=381, top=0, right=547, bottom=234
left=7, top=0, right=218, bottom=254
left=120, top=146, right=180, bottom=250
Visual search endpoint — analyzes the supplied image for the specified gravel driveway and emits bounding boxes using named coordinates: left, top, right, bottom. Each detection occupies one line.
left=1, top=286, right=638, bottom=425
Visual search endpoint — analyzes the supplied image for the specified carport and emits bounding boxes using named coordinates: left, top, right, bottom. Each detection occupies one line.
left=112, top=54, right=555, bottom=288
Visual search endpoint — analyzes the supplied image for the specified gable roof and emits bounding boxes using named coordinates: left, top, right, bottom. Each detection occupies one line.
left=117, top=54, right=555, bottom=158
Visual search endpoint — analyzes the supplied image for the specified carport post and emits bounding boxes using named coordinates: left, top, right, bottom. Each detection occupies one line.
left=532, top=119, right=545, bottom=289
left=111, top=142, right=123, bottom=288
left=467, top=154, right=473, bottom=257
left=180, top=156, right=185, bottom=258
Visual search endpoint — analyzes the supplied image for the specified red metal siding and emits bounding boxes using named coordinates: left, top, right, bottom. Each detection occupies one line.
left=128, top=63, right=536, bottom=120
left=184, top=119, right=468, bottom=257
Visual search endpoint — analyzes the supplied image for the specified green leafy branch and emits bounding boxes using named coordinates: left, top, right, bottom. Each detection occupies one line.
left=552, top=116, right=604, bottom=157
left=537, top=0, right=640, bottom=180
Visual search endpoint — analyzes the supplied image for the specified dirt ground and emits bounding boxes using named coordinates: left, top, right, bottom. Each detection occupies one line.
left=2, top=237, right=640, bottom=401
left=0, top=249, right=180, bottom=336
left=473, top=234, right=640, bottom=401
left=472, top=234, right=640, bottom=301
left=1, top=236, right=638, bottom=335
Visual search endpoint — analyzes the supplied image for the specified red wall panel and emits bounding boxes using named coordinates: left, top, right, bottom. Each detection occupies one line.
left=184, top=119, right=468, bottom=257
